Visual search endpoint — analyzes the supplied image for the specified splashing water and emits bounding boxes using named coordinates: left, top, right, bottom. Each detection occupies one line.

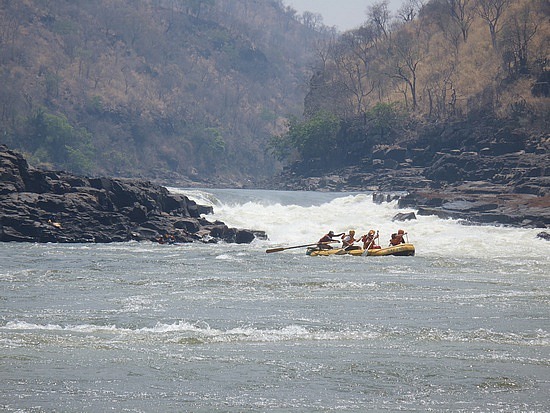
left=175, top=188, right=548, bottom=262
left=1, top=188, right=547, bottom=412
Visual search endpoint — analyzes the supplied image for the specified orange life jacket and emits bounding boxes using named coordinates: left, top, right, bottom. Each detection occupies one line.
left=390, top=234, right=404, bottom=246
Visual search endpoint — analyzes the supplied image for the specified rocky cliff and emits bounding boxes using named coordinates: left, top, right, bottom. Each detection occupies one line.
left=266, top=119, right=550, bottom=229
left=0, top=145, right=264, bottom=243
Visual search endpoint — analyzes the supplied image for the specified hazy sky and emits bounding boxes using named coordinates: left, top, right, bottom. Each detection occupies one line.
left=283, top=0, right=403, bottom=31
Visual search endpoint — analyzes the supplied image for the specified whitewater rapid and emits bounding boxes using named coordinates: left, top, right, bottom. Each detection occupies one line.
left=174, top=188, right=549, bottom=263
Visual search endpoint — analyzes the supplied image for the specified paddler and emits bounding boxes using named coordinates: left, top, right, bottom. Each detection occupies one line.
left=361, top=230, right=380, bottom=250
left=389, top=229, right=407, bottom=246
left=317, top=230, right=345, bottom=249
left=341, top=230, right=361, bottom=251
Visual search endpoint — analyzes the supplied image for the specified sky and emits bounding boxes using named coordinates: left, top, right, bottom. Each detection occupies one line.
left=283, top=0, right=403, bottom=31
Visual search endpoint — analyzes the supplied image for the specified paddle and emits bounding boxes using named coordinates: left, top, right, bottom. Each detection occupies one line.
left=362, top=239, right=374, bottom=256
left=266, top=241, right=338, bottom=254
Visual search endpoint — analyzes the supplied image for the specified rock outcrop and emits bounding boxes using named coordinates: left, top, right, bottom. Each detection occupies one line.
left=0, top=145, right=265, bottom=243
left=265, top=120, right=549, bottom=229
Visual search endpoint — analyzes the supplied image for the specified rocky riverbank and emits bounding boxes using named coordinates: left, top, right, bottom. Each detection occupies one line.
left=0, top=145, right=265, bottom=243
left=264, top=120, right=550, bottom=229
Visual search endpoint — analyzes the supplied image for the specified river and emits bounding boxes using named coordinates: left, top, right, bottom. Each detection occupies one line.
left=1, top=189, right=548, bottom=412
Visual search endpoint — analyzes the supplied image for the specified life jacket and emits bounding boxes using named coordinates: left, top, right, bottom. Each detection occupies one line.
left=342, top=235, right=355, bottom=246
left=362, top=231, right=378, bottom=248
left=390, top=234, right=403, bottom=246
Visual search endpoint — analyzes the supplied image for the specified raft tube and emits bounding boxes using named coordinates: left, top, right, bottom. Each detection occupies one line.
left=306, top=243, right=415, bottom=257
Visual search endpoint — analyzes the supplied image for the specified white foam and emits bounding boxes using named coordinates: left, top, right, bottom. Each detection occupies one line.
left=2, top=320, right=547, bottom=346
left=172, top=189, right=549, bottom=262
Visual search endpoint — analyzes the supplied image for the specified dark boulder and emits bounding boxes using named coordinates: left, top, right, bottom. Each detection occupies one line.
left=398, top=192, right=443, bottom=208
left=174, top=218, right=201, bottom=233
left=235, top=229, right=256, bottom=244
left=416, top=207, right=460, bottom=220
left=392, top=212, right=417, bottom=221
left=373, top=192, right=401, bottom=204
left=208, top=224, right=237, bottom=242
left=0, top=146, right=261, bottom=244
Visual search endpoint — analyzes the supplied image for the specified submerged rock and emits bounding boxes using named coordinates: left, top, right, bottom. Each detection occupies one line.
left=392, top=212, right=417, bottom=222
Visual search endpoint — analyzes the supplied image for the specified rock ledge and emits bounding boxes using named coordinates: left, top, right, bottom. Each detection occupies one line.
left=0, top=145, right=265, bottom=243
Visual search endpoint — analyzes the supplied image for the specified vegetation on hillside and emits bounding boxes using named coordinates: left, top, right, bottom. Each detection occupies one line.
left=2, top=0, right=547, bottom=183
left=0, top=0, right=331, bottom=180
left=270, top=0, right=549, bottom=169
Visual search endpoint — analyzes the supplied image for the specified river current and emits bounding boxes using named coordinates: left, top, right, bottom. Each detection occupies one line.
left=1, top=189, right=549, bottom=412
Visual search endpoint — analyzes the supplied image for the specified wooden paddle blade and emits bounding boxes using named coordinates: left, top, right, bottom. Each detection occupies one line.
left=265, top=247, right=285, bottom=253
left=266, top=240, right=338, bottom=254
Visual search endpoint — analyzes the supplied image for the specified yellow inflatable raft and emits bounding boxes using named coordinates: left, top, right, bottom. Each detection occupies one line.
left=306, top=243, right=415, bottom=257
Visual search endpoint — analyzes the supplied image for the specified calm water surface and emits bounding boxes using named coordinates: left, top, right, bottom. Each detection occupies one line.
left=1, top=189, right=549, bottom=412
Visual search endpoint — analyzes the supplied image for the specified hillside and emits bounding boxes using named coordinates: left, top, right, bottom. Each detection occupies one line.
left=0, top=0, right=328, bottom=183
left=266, top=0, right=549, bottom=228
left=1, top=0, right=548, bottom=197
left=270, top=0, right=549, bottom=170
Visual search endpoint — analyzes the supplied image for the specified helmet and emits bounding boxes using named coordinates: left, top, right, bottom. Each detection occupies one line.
left=328, top=231, right=334, bottom=236
left=368, top=230, right=375, bottom=235
left=398, top=229, right=405, bottom=234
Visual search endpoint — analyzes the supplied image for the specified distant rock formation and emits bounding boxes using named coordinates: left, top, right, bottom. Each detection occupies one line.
left=265, top=120, right=549, bottom=229
left=0, top=145, right=265, bottom=243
